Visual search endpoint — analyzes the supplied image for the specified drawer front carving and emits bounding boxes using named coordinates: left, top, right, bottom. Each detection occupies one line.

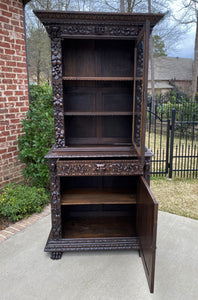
left=57, top=160, right=143, bottom=176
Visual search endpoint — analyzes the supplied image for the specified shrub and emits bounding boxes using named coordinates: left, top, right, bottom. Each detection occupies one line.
left=18, top=84, right=55, bottom=188
left=0, top=183, right=50, bottom=222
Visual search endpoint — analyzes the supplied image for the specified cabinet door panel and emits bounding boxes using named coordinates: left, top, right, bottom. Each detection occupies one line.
left=136, top=176, right=158, bottom=293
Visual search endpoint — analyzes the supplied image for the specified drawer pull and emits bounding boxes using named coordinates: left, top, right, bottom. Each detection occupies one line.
left=95, top=163, right=106, bottom=171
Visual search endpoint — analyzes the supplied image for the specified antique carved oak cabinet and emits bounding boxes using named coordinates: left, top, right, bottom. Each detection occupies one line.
left=34, top=10, right=163, bottom=293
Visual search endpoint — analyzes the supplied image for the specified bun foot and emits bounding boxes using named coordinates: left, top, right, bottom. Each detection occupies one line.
left=51, top=251, right=62, bottom=260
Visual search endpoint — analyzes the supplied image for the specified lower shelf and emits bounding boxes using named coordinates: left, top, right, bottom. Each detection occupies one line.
left=62, top=216, right=136, bottom=238
left=61, top=189, right=136, bottom=205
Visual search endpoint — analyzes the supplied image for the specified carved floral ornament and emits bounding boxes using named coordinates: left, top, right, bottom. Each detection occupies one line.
left=57, top=160, right=143, bottom=176
left=45, top=23, right=141, bottom=38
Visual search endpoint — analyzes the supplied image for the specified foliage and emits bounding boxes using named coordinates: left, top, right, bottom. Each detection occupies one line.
left=0, top=184, right=50, bottom=222
left=153, top=35, right=167, bottom=57
left=149, top=90, right=198, bottom=121
left=18, top=84, right=54, bottom=188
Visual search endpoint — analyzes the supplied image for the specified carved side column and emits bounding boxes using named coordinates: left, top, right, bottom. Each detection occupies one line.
left=49, top=159, right=62, bottom=239
left=134, top=40, right=144, bottom=148
left=46, top=26, right=65, bottom=148
left=144, top=157, right=151, bottom=186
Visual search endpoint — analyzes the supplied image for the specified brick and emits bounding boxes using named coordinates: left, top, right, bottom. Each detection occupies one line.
left=15, top=39, right=25, bottom=46
left=13, top=79, right=23, bottom=84
left=2, top=66, right=12, bottom=72
left=2, top=153, right=12, bottom=159
left=8, top=96, right=18, bottom=101
left=2, top=229, right=14, bottom=235
left=6, top=85, right=17, bottom=90
left=2, top=79, right=12, bottom=84
left=13, top=150, right=19, bottom=156
left=20, top=107, right=28, bottom=112
left=8, top=6, right=19, bottom=15
left=7, top=135, right=17, bottom=141
left=6, top=113, right=15, bottom=118
left=0, top=112, right=9, bottom=117
left=0, top=137, right=6, bottom=143
left=13, top=68, right=22, bottom=73
left=17, top=62, right=26, bottom=68
left=5, top=73, right=16, bottom=79
left=5, top=49, right=15, bottom=55
left=10, top=108, right=19, bottom=113
left=0, top=41, right=11, bottom=49
left=0, top=3, right=8, bottom=10
left=0, top=149, right=7, bottom=155
left=11, top=20, right=20, bottom=27
left=0, top=60, right=5, bottom=66
left=6, top=61, right=16, bottom=67
left=15, top=26, right=24, bottom=34
left=7, top=226, right=20, bottom=233
left=16, top=101, right=24, bottom=107
left=2, top=10, right=12, bottom=18
left=8, top=146, right=17, bottom=152
left=4, top=23, right=13, bottom=30
left=4, top=91, right=13, bottom=96
left=10, top=223, right=25, bottom=230
left=0, top=16, right=9, bottom=24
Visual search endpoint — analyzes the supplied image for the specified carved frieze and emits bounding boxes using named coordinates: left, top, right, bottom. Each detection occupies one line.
left=61, top=23, right=140, bottom=38
left=57, top=160, right=143, bottom=176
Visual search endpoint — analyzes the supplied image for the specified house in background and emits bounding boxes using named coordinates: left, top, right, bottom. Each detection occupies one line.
left=148, top=56, right=193, bottom=96
left=0, top=0, right=30, bottom=188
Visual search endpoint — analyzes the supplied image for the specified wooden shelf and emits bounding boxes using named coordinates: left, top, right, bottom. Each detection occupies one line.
left=62, top=76, right=135, bottom=81
left=61, top=188, right=136, bottom=205
left=62, top=76, right=143, bottom=81
left=64, top=111, right=132, bottom=116
left=62, top=216, right=136, bottom=238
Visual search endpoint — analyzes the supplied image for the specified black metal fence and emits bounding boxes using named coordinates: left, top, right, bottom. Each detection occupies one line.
left=146, top=96, right=198, bottom=178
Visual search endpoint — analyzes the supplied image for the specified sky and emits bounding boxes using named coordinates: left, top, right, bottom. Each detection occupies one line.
left=167, top=0, right=196, bottom=59
left=167, top=27, right=195, bottom=59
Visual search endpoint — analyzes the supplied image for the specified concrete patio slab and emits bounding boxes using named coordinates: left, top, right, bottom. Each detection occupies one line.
left=0, top=211, right=198, bottom=300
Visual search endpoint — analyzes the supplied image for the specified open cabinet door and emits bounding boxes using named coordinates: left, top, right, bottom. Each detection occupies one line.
left=136, top=176, right=158, bottom=293
left=133, top=21, right=150, bottom=163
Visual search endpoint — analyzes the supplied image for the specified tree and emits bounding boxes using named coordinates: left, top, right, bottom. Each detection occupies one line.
left=27, top=27, right=51, bottom=84
left=171, top=0, right=197, bottom=98
left=153, top=35, right=167, bottom=57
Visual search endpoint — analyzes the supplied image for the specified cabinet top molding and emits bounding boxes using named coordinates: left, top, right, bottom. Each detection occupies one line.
left=34, top=10, right=164, bottom=27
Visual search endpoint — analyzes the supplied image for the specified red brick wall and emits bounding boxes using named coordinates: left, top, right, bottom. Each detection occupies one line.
left=0, top=0, right=29, bottom=188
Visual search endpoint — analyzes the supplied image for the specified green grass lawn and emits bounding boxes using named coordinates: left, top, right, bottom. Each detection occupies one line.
left=150, top=177, right=198, bottom=220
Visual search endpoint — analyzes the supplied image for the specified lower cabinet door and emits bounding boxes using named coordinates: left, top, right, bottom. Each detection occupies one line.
left=136, top=176, right=158, bottom=293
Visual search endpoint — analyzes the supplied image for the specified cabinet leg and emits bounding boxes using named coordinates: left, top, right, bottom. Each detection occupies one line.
left=138, top=250, right=141, bottom=257
left=51, top=251, right=62, bottom=260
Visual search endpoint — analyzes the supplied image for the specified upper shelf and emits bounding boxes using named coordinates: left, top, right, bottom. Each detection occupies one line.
left=64, top=111, right=133, bottom=116
left=62, top=76, right=143, bottom=81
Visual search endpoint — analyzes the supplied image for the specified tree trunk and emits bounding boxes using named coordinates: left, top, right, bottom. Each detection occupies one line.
left=150, top=35, right=155, bottom=110
left=192, top=12, right=198, bottom=99
left=148, top=0, right=155, bottom=111
left=120, top=0, right=125, bottom=12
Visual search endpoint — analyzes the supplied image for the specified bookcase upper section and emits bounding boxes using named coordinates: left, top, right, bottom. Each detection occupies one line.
left=34, top=11, right=163, bottom=155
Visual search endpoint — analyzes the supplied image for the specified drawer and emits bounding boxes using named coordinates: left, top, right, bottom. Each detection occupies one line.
left=56, top=160, right=143, bottom=176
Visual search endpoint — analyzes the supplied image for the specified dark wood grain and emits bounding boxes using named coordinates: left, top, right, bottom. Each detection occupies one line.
left=61, top=188, right=136, bottom=205
left=62, top=216, right=136, bottom=239
left=136, top=176, right=158, bottom=293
